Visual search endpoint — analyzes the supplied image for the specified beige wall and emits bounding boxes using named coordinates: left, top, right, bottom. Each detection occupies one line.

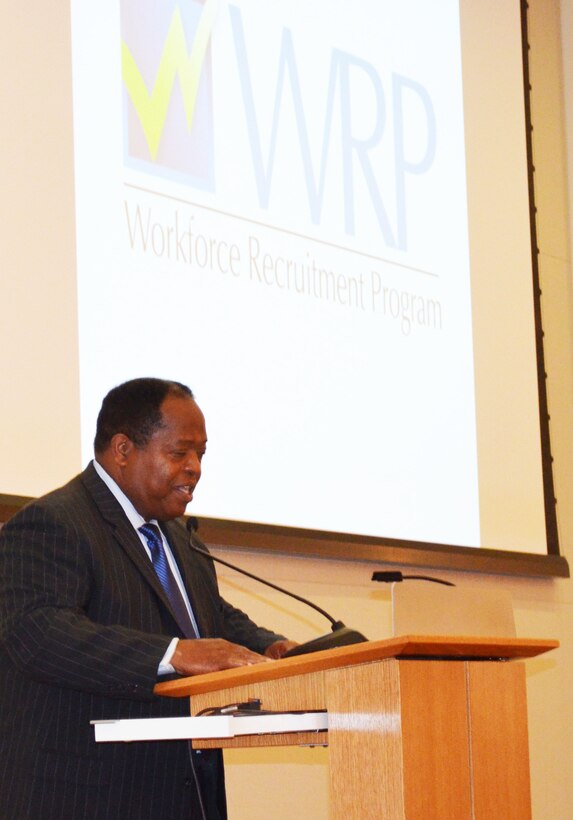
left=0, top=4, right=80, bottom=495
left=0, top=2, right=571, bottom=817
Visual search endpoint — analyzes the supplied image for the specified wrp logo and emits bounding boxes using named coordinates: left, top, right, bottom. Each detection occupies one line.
left=121, top=0, right=218, bottom=188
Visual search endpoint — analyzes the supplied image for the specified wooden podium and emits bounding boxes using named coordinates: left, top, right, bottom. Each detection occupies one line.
left=155, top=636, right=557, bottom=819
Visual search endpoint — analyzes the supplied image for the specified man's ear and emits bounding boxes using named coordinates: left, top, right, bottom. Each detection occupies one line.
left=109, top=434, right=134, bottom=466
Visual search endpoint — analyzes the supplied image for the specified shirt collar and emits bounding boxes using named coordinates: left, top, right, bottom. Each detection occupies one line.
left=92, top=458, right=156, bottom=530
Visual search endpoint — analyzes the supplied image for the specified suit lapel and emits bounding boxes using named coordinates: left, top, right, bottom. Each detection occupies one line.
left=80, top=464, right=183, bottom=627
left=162, top=520, right=217, bottom=638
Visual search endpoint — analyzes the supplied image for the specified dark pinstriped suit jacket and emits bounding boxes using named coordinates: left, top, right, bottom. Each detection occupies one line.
left=0, top=463, right=282, bottom=819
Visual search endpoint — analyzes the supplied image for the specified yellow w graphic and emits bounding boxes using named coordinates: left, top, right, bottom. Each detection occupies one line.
left=122, top=0, right=219, bottom=161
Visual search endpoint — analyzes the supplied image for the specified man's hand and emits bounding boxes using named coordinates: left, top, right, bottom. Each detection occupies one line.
left=263, top=639, right=299, bottom=659
left=170, top=638, right=270, bottom=676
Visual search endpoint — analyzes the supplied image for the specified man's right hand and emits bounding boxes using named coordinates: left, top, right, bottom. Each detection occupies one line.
left=170, top=638, right=270, bottom=676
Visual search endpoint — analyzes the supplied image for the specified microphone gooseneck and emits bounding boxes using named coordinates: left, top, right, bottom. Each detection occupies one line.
left=185, top=517, right=368, bottom=657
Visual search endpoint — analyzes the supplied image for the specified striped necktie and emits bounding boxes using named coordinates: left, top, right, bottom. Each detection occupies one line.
left=138, top=523, right=198, bottom=638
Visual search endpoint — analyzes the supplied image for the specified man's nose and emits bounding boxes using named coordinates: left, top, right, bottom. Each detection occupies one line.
left=184, top=452, right=202, bottom=477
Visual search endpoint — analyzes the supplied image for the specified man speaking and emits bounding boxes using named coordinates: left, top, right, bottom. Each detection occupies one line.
left=0, top=378, right=295, bottom=819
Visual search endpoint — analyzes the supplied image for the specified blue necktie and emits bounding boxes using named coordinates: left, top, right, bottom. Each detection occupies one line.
left=139, top=523, right=198, bottom=638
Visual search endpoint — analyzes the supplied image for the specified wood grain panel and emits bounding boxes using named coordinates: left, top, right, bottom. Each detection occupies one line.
left=468, top=662, right=532, bottom=820
left=399, top=660, right=472, bottom=819
left=325, top=660, right=405, bottom=820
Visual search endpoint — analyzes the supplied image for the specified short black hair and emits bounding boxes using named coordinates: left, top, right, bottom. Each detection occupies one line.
left=94, top=377, right=194, bottom=453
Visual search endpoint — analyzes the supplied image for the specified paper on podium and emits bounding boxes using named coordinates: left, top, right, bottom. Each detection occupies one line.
left=392, top=582, right=516, bottom=638
left=92, top=711, right=328, bottom=743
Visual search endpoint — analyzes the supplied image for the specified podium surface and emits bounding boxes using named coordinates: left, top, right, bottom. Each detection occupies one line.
left=154, top=636, right=557, bottom=819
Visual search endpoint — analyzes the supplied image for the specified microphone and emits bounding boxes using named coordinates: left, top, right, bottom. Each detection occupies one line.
left=185, top=517, right=368, bottom=657
left=372, top=570, right=455, bottom=587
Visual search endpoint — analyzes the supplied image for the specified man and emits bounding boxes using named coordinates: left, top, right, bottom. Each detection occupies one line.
left=0, top=378, right=295, bottom=819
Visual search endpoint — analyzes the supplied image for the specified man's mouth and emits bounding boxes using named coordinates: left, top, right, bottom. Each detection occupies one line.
left=175, top=485, right=194, bottom=502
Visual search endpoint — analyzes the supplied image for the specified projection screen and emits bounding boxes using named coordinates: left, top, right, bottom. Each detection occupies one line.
left=1, top=0, right=566, bottom=576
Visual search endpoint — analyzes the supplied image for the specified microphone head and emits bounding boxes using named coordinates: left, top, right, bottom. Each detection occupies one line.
left=372, top=571, right=404, bottom=583
left=186, top=516, right=199, bottom=533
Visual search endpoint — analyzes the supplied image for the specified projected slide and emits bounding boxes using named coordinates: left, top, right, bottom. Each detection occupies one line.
left=71, top=0, right=480, bottom=546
